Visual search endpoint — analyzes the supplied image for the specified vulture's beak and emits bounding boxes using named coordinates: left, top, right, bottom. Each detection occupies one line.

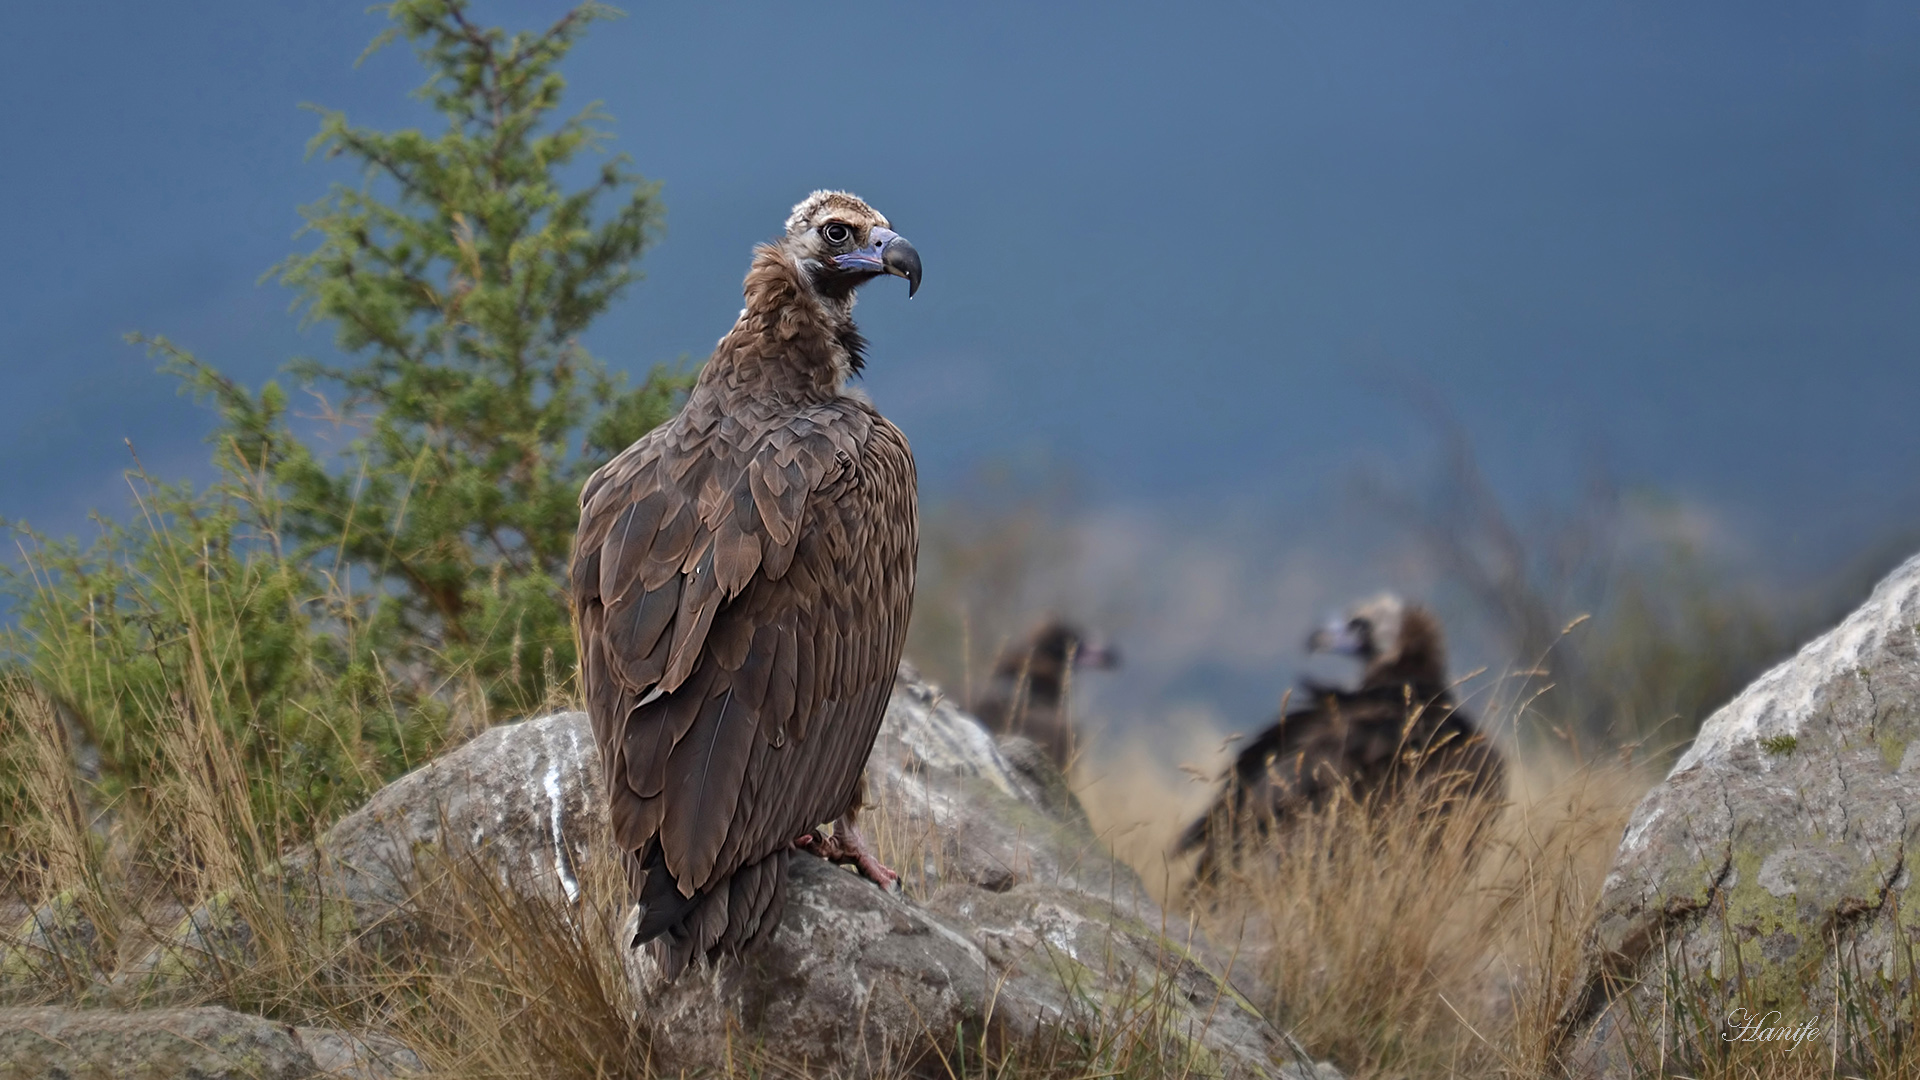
left=1308, top=620, right=1368, bottom=658
left=834, top=227, right=923, bottom=297
left=1072, top=642, right=1122, bottom=670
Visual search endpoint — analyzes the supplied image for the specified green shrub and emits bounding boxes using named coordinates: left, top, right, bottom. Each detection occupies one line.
left=2, top=0, right=691, bottom=835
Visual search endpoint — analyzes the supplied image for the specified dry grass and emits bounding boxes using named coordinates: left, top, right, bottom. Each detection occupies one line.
left=0, top=660, right=650, bottom=1077
left=5, top=544, right=1911, bottom=1078
left=9, top=657, right=1915, bottom=1078
left=1077, top=731, right=1647, bottom=1079
left=1, top=666, right=1266, bottom=1080
left=1076, top=718, right=1920, bottom=1080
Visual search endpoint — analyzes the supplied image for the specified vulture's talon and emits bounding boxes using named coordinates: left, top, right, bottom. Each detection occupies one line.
left=796, top=821, right=898, bottom=891
left=839, top=825, right=900, bottom=892
left=856, top=852, right=901, bottom=892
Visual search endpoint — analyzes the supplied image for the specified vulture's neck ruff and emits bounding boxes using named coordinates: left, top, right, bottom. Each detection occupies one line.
left=707, top=191, right=920, bottom=400
left=1359, top=607, right=1448, bottom=694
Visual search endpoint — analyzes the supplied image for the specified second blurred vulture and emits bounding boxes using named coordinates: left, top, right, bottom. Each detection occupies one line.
left=972, top=619, right=1121, bottom=767
left=1178, top=595, right=1505, bottom=885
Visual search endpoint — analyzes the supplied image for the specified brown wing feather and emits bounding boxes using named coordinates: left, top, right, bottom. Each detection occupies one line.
left=573, top=392, right=915, bottom=971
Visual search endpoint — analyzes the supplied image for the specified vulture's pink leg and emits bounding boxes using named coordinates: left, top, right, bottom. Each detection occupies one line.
left=832, top=817, right=900, bottom=891
left=794, top=819, right=899, bottom=891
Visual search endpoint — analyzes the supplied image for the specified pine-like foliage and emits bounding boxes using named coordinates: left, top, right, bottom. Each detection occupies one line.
left=274, top=0, right=685, bottom=709
left=2, top=1, right=688, bottom=831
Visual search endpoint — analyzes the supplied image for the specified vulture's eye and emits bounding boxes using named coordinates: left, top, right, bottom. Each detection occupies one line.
left=822, top=222, right=852, bottom=246
left=1349, top=618, right=1371, bottom=636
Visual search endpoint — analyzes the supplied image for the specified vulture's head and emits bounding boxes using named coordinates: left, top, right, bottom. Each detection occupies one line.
left=782, top=190, right=922, bottom=304
left=994, top=619, right=1123, bottom=685
left=1308, top=593, right=1405, bottom=665
left=1307, top=593, right=1449, bottom=689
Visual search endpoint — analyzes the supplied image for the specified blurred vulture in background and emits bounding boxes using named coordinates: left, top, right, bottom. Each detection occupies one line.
left=972, top=619, right=1121, bottom=767
left=1178, top=595, right=1505, bottom=886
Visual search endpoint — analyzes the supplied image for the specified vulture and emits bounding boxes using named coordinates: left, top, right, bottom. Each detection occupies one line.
left=571, top=191, right=923, bottom=976
left=1177, top=595, right=1505, bottom=886
left=971, top=619, right=1121, bottom=767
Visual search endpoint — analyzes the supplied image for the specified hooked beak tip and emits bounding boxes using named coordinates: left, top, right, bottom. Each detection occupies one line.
left=882, top=235, right=922, bottom=298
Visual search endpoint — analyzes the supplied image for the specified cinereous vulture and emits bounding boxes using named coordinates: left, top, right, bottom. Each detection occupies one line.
left=571, top=191, right=923, bottom=976
left=972, top=618, right=1120, bottom=767
left=1178, top=594, right=1505, bottom=885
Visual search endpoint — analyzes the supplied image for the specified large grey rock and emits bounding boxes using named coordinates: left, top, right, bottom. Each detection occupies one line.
left=121, top=662, right=1330, bottom=1077
left=1554, top=554, right=1920, bottom=1076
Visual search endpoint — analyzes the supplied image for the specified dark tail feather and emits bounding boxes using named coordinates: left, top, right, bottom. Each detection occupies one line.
left=629, top=841, right=701, bottom=944
left=725, top=848, right=790, bottom=954
left=630, top=844, right=792, bottom=981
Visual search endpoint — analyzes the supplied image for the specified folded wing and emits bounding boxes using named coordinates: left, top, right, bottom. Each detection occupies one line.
left=572, top=399, right=916, bottom=973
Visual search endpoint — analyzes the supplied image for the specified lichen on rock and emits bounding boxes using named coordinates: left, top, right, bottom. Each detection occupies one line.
left=1555, top=553, right=1920, bottom=1076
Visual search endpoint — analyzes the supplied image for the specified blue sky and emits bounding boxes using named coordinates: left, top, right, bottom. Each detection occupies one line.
left=5, top=1, right=1919, bottom=574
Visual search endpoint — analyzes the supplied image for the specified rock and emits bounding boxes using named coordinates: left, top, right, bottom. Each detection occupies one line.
left=297, top=708, right=603, bottom=927
left=865, top=670, right=1130, bottom=899
left=993, top=733, right=1091, bottom=827
left=0, top=1006, right=419, bottom=1078
left=114, top=711, right=603, bottom=998
left=292, top=1026, right=422, bottom=1079
left=1554, top=553, right=1920, bottom=1076
left=110, top=892, right=255, bottom=1002
left=114, top=663, right=1334, bottom=1077
left=0, top=1006, right=317, bottom=1079
left=1, top=892, right=102, bottom=1003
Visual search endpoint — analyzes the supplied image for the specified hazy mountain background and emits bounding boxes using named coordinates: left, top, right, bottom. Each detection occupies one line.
left=5, top=1, right=1919, bottom=761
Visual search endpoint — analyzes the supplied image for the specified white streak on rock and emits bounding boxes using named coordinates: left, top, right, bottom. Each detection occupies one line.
left=545, top=756, right=579, bottom=904
left=1620, top=806, right=1665, bottom=855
